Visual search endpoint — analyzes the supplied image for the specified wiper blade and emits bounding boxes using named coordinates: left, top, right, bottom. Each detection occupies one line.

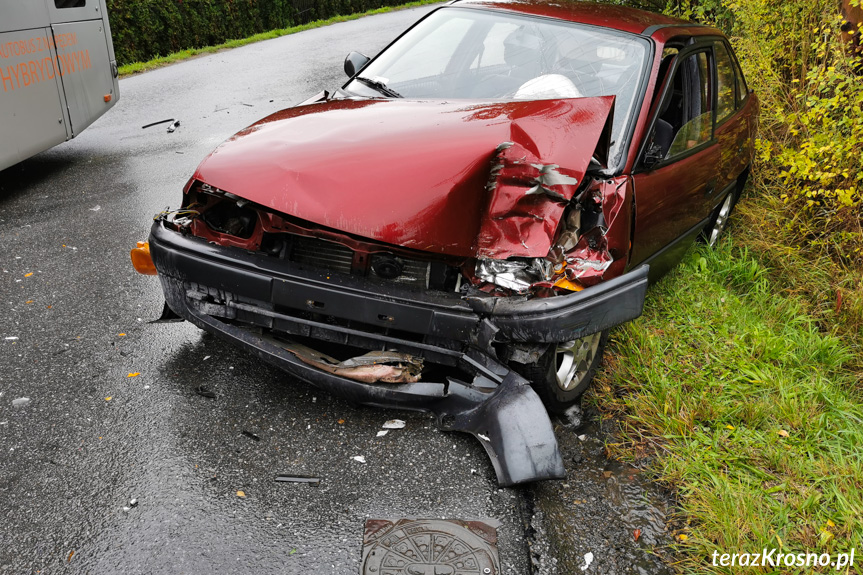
left=355, top=76, right=402, bottom=98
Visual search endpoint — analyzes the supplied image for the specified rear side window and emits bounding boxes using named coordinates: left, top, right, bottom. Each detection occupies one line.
left=731, top=50, right=749, bottom=103
left=55, top=0, right=86, bottom=7
left=714, top=41, right=737, bottom=123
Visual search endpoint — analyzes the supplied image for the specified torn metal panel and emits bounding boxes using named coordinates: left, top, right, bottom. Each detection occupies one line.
left=275, top=339, right=423, bottom=384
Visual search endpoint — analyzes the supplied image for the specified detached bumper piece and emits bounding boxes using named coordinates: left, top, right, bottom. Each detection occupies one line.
left=149, top=221, right=649, bottom=486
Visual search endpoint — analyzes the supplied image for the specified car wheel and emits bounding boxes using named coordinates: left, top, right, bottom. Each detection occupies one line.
left=513, top=331, right=608, bottom=413
left=703, top=190, right=737, bottom=247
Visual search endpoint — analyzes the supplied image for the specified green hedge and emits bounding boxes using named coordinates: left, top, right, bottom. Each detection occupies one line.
left=106, top=0, right=409, bottom=66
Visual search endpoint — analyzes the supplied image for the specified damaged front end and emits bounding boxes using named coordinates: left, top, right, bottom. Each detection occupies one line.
left=139, top=97, right=649, bottom=486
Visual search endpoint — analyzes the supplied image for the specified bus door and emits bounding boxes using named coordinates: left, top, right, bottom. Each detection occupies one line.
left=48, top=0, right=118, bottom=135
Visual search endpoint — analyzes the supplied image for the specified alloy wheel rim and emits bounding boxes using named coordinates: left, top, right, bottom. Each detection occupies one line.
left=555, top=332, right=602, bottom=391
left=708, top=193, right=735, bottom=247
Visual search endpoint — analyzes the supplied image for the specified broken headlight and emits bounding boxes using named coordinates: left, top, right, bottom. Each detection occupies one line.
left=474, top=258, right=554, bottom=293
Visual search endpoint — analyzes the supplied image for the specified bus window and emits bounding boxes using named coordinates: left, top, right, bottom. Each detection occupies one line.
left=55, top=0, right=86, bottom=8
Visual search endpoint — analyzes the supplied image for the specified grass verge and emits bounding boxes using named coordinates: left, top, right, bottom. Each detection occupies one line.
left=590, top=197, right=863, bottom=574
left=117, top=0, right=442, bottom=77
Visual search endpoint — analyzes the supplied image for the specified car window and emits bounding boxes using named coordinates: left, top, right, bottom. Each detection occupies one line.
left=383, top=16, right=474, bottom=83
left=347, top=8, right=651, bottom=170
left=714, top=41, right=736, bottom=123
left=653, top=50, right=714, bottom=160
left=730, top=49, right=749, bottom=104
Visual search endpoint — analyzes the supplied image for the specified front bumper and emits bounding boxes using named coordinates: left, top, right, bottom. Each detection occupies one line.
left=148, top=220, right=648, bottom=485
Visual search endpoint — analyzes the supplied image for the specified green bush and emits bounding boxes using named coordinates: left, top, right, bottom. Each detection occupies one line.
left=663, top=0, right=863, bottom=264
left=106, top=0, right=409, bottom=66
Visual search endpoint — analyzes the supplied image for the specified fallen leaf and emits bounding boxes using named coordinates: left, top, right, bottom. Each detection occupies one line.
left=236, top=490, right=246, bottom=498
left=104, top=397, right=112, bottom=401
left=127, top=372, right=140, bottom=378
left=725, top=425, right=735, bottom=430
left=25, top=300, right=33, bottom=304
left=677, top=534, right=688, bottom=542
left=634, top=529, right=641, bottom=542
left=24, top=272, right=33, bottom=277
left=778, top=429, right=790, bottom=437
left=118, top=333, right=126, bottom=337
left=826, top=519, right=836, bottom=528
left=67, top=550, right=74, bottom=562
left=337, top=419, right=345, bottom=425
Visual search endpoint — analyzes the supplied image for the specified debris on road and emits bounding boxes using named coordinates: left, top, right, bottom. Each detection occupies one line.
left=275, top=475, right=321, bottom=484
left=12, top=397, right=30, bottom=408
left=167, top=120, right=180, bottom=133
left=242, top=430, right=261, bottom=441
left=376, top=430, right=388, bottom=437
left=382, top=419, right=405, bottom=430
left=581, top=552, right=594, bottom=571
left=352, top=455, right=366, bottom=464
left=195, top=386, right=216, bottom=399
left=236, top=490, right=246, bottom=498
left=141, top=118, right=174, bottom=129
left=4, top=337, right=19, bottom=341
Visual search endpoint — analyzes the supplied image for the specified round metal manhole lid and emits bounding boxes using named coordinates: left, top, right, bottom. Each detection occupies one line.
left=362, top=518, right=500, bottom=575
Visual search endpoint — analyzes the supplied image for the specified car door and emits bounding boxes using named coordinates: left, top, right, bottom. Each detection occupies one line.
left=713, top=39, right=756, bottom=200
left=629, top=44, right=720, bottom=279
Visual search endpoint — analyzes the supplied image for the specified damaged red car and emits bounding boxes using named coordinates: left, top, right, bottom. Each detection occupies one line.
left=133, top=0, right=757, bottom=486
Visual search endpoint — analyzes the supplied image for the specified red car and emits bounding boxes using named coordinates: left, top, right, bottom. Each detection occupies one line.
left=134, top=0, right=757, bottom=485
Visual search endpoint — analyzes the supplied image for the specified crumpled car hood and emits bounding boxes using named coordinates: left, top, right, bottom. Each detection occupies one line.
left=192, top=97, right=614, bottom=258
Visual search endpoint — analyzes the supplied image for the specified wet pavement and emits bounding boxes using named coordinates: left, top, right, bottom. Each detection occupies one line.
left=1, top=6, right=671, bottom=574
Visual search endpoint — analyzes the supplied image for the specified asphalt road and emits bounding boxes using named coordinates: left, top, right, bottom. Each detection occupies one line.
left=1, top=7, right=673, bottom=574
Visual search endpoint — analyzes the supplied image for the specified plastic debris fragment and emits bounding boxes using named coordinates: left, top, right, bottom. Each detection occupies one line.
left=12, top=397, right=30, bottom=408
left=242, top=430, right=260, bottom=441
left=382, top=419, right=406, bottom=429
left=275, top=475, right=321, bottom=484
left=352, top=455, right=367, bottom=464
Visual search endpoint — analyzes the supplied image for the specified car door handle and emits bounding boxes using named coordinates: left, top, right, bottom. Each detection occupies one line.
left=705, top=178, right=717, bottom=196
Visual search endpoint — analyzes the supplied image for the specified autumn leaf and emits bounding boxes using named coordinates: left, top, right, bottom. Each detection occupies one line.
left=778, top=429, right=790, bottom=437
left=105, top=397, right=112, bottom=401
left=236, top=490, right=246, bottom=498
left=127, top=372, right=140, bottom=378
left=24, top=272, right=33, bottom=277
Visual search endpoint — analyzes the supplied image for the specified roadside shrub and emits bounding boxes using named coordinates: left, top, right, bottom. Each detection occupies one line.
left=106, top=0, right=410, bottom=66
left=663, top=0, right=863, bottom=265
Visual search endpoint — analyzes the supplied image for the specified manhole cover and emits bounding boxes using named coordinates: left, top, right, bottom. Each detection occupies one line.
left=362, top=518, right=500, bottom=575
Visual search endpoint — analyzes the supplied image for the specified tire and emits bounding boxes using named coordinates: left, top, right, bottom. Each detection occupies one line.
left=511, top=331, right=608, bottom=414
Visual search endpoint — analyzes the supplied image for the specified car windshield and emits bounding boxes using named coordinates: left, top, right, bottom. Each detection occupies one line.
left=345, top=7, right=650, bottom=167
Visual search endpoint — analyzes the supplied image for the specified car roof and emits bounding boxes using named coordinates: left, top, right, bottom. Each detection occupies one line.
left=449, top=0, right=695, bottom=36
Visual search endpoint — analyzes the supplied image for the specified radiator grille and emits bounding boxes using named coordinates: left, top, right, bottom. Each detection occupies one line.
left=289, top=235, right=431, bottom=287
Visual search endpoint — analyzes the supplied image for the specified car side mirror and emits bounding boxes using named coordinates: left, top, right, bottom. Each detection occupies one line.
left=344, top=51, right=371, bottom=78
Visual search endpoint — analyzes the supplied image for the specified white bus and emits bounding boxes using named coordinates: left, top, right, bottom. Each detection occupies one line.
left=1, top=0, right=119, bottom=171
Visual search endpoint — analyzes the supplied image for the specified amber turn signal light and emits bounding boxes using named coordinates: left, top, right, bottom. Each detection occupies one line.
left=131, top=241, right=157, bottom=275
